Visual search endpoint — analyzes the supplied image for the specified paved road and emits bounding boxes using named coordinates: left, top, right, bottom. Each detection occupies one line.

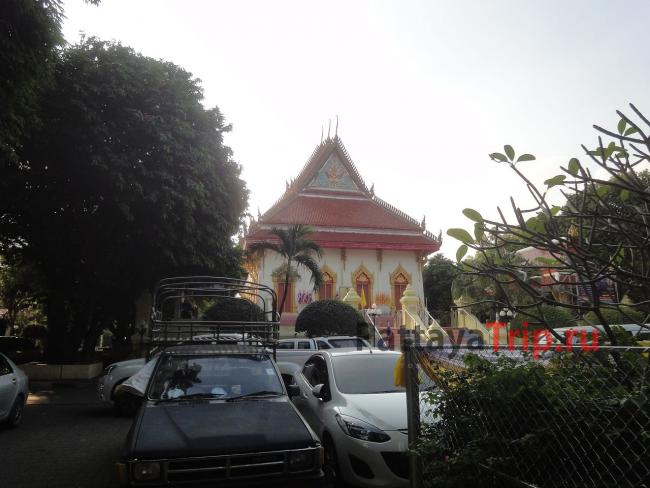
left=0, top=380, right=131, bottom=488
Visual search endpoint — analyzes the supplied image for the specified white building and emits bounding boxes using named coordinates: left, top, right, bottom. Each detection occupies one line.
left=244, top=136, right=441, bottom=328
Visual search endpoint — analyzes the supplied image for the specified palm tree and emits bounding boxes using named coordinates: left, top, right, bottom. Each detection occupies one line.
left=248, top=224, right=323, bottom=316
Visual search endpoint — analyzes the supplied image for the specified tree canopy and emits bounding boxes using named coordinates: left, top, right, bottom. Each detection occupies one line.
left=422, top=254, right=459, bottom=325
left=1, top=38, right=248, bottom=360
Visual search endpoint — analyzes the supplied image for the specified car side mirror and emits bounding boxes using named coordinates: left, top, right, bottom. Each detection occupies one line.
left=287, top=384, right=301, bottom=398
left=312, top=384, right=325, bottom=399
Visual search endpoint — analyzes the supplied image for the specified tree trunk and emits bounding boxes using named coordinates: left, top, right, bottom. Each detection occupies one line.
left=45, top=296, right=70, bottom=362
left=279, top=259, right=292, bottom=317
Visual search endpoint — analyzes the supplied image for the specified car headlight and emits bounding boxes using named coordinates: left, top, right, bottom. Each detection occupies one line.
left=336, top=414, right=391, bottom=442
left=103, top=364, right=117, bottom=376
left=288, top=450, right=314, bottom=471
left=132, top=461, right=161, bottom=481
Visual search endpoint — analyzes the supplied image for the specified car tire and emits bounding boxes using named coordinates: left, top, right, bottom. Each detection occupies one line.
left=323, top=435, right=342, bottom=488
left=114, top=393, right=141, bottom=417
left=7, top=395, right=25, bottom=428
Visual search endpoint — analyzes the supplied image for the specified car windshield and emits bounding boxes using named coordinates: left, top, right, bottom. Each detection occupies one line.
left=148, top=354, right=283, bottom=400
left=332, top=354, right=427, bottom=394
left=328, top=338, right=367, bottom=349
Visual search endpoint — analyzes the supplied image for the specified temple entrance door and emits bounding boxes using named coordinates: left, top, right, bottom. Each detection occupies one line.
left=355, top=272, right=372, bottom=309
left=392, top=273, right=409, bottom=311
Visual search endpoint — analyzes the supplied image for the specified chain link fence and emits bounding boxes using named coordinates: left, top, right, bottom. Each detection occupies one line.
left=403, top=340, right=650, bottom=488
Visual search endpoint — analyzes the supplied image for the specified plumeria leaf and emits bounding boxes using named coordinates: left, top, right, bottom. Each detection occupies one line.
left=463, top=208, right=483, bottom=223
left=490, top=152, right=508, bottom=162
left=474, top=223, right=484, bottom=241
left=447, top=228, right=474, bottom=244
left=516, top=154, right=536, bottom=162
left=596, top=185, right=610, bottom=198
left=568, top=158, right=580, bottom=176
left=456, top=245, right=468, bottom=262
left=544, top=175, right=566, bottom=188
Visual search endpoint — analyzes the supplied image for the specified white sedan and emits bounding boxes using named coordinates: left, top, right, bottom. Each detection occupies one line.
left=0, top=352, right=29, bottom=427
left=281, top=350, right=412, bottom=487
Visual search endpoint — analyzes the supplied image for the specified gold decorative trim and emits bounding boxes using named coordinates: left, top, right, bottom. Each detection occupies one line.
left=389, top=264, right=412, bottom=285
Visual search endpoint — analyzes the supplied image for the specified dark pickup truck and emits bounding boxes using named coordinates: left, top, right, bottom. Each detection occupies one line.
left=117, top=344, right=324, bottom=487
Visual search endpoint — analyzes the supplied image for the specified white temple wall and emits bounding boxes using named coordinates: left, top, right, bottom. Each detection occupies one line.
left=257, top=247, right=426, bottom=312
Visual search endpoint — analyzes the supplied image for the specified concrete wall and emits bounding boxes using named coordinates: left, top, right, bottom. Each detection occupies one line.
left=20, top=362, right=104, bottom=380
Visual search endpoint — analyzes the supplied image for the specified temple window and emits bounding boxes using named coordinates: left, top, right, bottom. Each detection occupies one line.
left=319, top=271, right=335, bottom=300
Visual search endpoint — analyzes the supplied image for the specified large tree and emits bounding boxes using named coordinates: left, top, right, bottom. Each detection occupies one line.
left=448, top=104, right=650, bottom=345
left=1, top=39, right=247, bottom=360
left=422, top=254, right=459, bottom=325
left=0, top=0, right=64, bottom=167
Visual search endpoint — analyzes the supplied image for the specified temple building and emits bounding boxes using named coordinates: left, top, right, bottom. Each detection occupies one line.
left=244, top=136, right=441, bottom=327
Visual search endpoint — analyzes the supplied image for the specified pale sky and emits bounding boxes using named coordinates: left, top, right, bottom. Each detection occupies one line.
left=61, top=0, right=650, bottom=257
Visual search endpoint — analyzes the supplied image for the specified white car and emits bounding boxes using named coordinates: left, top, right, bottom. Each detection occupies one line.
left=278, top=336, right=373, bottom=350
left=281, top=350, right=412, bottom=487
left=97, top=357, right=146, bottom=414
left=0, top=352, right=29, bottom=427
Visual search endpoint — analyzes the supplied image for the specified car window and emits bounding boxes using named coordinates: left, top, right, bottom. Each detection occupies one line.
left=302, top=356, right=328, bottom=387
left=328, top=338, right=367, bottom=349
left=0, top=355, right=13, bottom=376
left=331, top=354, right=428, bottom=393
left=297, top=341, right=311, bottom=350
left=148, top=354, right=283, bottom=400
left=316, top=340, right=331, bottom=350
left=277, top=341, right=294, bottom=349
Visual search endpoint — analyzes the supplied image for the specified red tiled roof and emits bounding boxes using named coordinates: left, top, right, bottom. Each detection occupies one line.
left=262, top=194, right=423, bottom=231
left=245, top=136, right=441, bottom=253
left=246, top=229, right=441, bottom=252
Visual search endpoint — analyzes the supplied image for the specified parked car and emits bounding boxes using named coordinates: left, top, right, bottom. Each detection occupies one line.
left=116, top=344, right=324, bottom=487
left=0, top=352, right=29, bottom=427
left=99, top=333, right=261, bottom=415
left=277, top=336, right=373, bottom=367
left=97, top=357, right=147, bottom=415
left=281, top=349, right=413, bottom=487
left=0, top=336, right=41, bottom=364
left=278, top=336, right=372, bottom=350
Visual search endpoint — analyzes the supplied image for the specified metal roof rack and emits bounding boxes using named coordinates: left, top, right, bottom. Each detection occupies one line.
left=149, top=276, right=279, bottom=350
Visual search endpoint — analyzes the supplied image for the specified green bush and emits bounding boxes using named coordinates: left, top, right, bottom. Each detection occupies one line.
left=416, top=350, right=650, bottom=487
left=509, top=304, right=574, bottom=330
left=584, top=305, right=645, bottom=326
left=295, top=300, right=363, bottom=337
left=202, top=297, right=264, bottom=322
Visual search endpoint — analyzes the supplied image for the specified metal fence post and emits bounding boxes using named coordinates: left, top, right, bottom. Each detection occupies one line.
left=404, top=334, right=422, bottom=488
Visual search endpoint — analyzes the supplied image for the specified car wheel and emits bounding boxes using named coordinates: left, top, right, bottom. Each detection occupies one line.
left=7, top=395, right=25, bottom=428
left=323, top=435, right=342, bottom=488
left=114, top=393, right=141, bottom=417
